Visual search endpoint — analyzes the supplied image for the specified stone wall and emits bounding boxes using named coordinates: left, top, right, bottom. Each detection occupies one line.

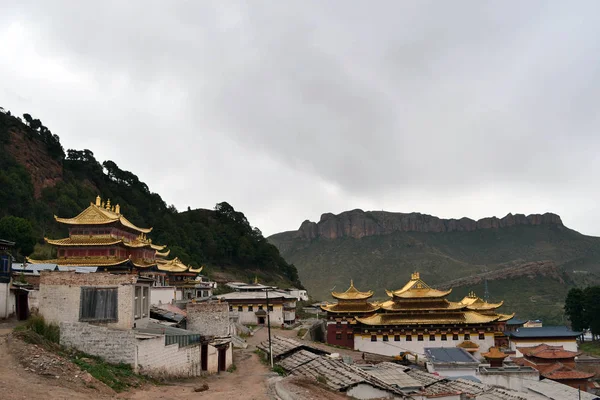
left=150, top=286, right=176, bottom=306
left=60, top=322, right=136, bottom=364
left=187, top=302, right=230, bottom=336
left=60, top=321, right=214, bottom=377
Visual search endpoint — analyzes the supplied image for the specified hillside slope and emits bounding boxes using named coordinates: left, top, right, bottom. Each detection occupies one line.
left=269, top=210, right=600, bottom=323
left=0, top=108, right=301, bottom=288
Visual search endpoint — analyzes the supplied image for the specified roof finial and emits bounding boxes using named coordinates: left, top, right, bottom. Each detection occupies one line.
left=254, top=275, right=258, bottom=284
left=106, top=199, right=111, bottom=210
left=115, top=204, right=120, bottom=214
left=411, top=272, right=420, bottom=280
left=350, top=279, right=354, bottom=287
left=96, top=195, right=101, bottom=206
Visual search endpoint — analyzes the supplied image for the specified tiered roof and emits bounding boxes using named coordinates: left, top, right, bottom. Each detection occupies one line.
left=513, top=344, right=594, bottom=381
left=354, top=272, right=513, bottom=327
left=517, top=344, right=581, bottom=359
left=321, top=280, right=380, bottom=313
left=28, top=196, right=204, bottom=275
left=54, top=196, right=152, bottom=233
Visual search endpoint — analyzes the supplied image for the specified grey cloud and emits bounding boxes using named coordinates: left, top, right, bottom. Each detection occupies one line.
left=1, top=1, right=600, bottom=236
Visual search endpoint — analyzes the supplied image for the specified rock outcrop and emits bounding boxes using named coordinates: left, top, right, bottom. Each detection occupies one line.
left=296, top=210, right=563, bottom=240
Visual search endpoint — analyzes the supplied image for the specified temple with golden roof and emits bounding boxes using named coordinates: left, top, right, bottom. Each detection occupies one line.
left=28, top=196, right=203, bottom=289
left=321, top=272, right=514, bottom=357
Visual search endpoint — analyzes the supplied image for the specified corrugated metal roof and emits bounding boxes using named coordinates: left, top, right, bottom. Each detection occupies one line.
left=425, top=347, right=479, bottom=363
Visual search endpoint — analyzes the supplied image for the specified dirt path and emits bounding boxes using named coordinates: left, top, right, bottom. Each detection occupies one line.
left=0, top=320, right=111, bottom=400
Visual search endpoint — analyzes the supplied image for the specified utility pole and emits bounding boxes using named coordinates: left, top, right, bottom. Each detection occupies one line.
left=266, top=287, right=273, bottom=368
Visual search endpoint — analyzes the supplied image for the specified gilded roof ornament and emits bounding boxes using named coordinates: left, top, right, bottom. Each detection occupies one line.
left=387, top=272, right=452, bottom=299
left=331, top=280, right=374, bottom=300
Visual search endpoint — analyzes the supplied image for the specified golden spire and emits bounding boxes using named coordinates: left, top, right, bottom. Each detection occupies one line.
left=115, top=204, right=120, bottom=214
left=106, top=199, right=111, bottom=210
left=411, top=272, right=420, bottom=280
left=96, top=195, right=101, bottom=206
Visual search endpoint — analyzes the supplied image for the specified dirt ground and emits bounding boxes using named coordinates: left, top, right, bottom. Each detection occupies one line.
left=0, top=321, right=353, bottom=400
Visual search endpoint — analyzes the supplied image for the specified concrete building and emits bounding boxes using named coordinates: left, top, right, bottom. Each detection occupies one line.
left=283, top=287, right=308, bottom=301
left=39, top=271, right=232, bottom=376
left=216, top=290, right=297, bottom=325
left=0, top=239, right=15, bottom=319
left=507, top=326, right=581, bottom=356
left=478, top=365, right=539, bottom=392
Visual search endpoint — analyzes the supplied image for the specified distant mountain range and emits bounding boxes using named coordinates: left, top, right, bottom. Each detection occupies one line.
left=269, top=209, right=600, bottom=324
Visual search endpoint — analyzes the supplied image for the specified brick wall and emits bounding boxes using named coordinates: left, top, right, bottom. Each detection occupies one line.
left=60, top=322, right=136, bottom=364
left=187, top=302, right=230, bottom=336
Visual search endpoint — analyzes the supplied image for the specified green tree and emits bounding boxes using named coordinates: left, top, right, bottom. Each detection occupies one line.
left=564, top=288, right=588, bottom=334
left=0, top=216, right=36, bottom=256
left=584, top=286, right=600, bottom=339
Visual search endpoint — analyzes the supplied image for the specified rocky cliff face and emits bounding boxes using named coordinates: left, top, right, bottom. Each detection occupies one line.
left=296, top=210, right=563, bottom=240
left=5, top=126, right=62, bottom=198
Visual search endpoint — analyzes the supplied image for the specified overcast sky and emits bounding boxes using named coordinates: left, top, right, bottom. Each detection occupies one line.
left=2, top=1, right=600, bottom=237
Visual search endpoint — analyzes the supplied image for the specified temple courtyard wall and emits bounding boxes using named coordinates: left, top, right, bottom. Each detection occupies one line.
left=354, top=332, right=495, bottom=358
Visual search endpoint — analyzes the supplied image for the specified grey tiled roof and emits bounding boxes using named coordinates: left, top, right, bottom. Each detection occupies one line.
left=257, top=335, right=328, bottom=360
left=507, top=326, right=582, bottom=338
left=360, top=363, right=422, bottom=389
left=278, top=349, right=320, bottom=371
left=425, top=347, right=479, bottom=363
left=404, top=367, right=444, bottom=386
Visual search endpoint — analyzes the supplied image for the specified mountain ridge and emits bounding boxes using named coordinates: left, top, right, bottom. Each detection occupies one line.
left=290, top=209, right=564, bottom=241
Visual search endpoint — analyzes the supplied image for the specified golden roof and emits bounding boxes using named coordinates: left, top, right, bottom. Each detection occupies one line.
left=356, top=310, right=501, bottom=326
left=45, top=237, right=123, bottom=246
left=457, top=340, right=480, bottom=349
left=155, top=249, right=171, bottom=257
left=54, top=196, right=152, bottom=233
left=481, top=347, right=508, bottom=360
left=44, top=235, right=166, bottom=251
left=496, top=313, right=515, bottom=322
left=379, top=298, right=464, bottom=311
left=156, top=257, right=191, bottom=273
left=459, top=291, right=504, bottom=310
left=27, top=256, right=130, bottom=267
left=386, top=272, right=452, bottom=299
left=188, top=266, right=203, bottom=273
left=320, top=302, right=380, bottom=313
left=331, top=280, right=374, bottom=300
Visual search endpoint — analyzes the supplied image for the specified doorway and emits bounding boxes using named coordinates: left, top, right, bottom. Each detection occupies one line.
left=15, top=290, right=29, bottom=321
left=218, top=347, right=227, bottom=372
left=258, top=317, right=265, bottom=325
left=201, top=344, right=208, bottom=371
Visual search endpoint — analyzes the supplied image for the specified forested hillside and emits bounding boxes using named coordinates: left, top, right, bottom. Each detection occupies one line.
left=0, top=107, right=301, bottom=287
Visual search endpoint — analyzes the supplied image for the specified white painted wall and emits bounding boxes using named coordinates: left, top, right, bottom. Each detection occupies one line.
left=347, top=383, right=401, bottom=399
left=230, top=304, right=285, bottom=325
left=150, top=287, right=176, bottom=305
left=478, top=369, right=540, bottom=392
left=510, top=339, right=578, bottom=357
left=354, top=333, right=495, bottom=359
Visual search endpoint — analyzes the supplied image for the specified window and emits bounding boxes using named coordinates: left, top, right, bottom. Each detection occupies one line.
left=371, top=335, right=377, bottom=342
left=248, top=305, right=253, bottom=311
left=336, top=321, right=341, bottom=327
left=479, top=333, right=485, bottom=340
left=418, top=334, right=423, bottom=341
left=406, top=335, right=412, bottom=341
left=258, top=305, right=264, bottom=310
left=429, top=334, right=435, bottom=341
left=268, top=305, right=273, bottom=312
left=238, top=306, right=243, bottom=312
left=347, top=333, right=353, bottom=340
left=336, top=333, right=342, bottom=340
left=134, top=285, right=149, bottom=319
left=394, top=335, right=400, bottom=342
left=80, top=287, right=118, bottom=322
left=0, top=255, right=9, bottom=273
left=464, top=333, right=470, bottom=340
left=229, top=305, right=233, bottom=312
left=142, top=286, right=148, bottom=317
left=453, top=333, right=459, bottom=340
left=383, top=335, right=389, bottom=342
left=441, top=334, right=447, bottom=341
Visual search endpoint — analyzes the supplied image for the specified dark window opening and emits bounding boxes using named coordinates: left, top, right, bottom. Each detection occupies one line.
left=258, top=305, right=263, bottom=310
left=394, top=335, right=400, bottom=341
left=80, top=287, right=118, bottom=322
left=441, top=334, right=447, bottom=341
left=429, top=334, right=435, bottom=341
left=347, top=333, right=353, bottom=340
left=371, top=335, right=377, bottom=342
left=418, top=335, right=423, bottom=341
left=248, top=305, right=253, bottom=311
left=268, top=305, right=273, bottom=311
left=336, top=334, right=342, bottom=340
left=479, top=333, right=485, bottom=340
left=453, top=334, right=459, bottom=340
left=383, top=335, right=389, bottom=342
left=464, top=333, right=470, bottom=340
left=238, top=306, right=243, bottom=311
left=406, top=335, right=412, bottom=341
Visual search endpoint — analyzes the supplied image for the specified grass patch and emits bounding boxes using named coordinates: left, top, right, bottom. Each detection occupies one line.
left=297, top=328, right=307, bottom=338
left=72, top=355, right=143, bottom=392
left=14, top=314, right=60, bottom=343
left=227, top=363, right=237, bottom=373
left=580, top=341, right=600, bottom=357
left=272, top=365, right=286, bottom=376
